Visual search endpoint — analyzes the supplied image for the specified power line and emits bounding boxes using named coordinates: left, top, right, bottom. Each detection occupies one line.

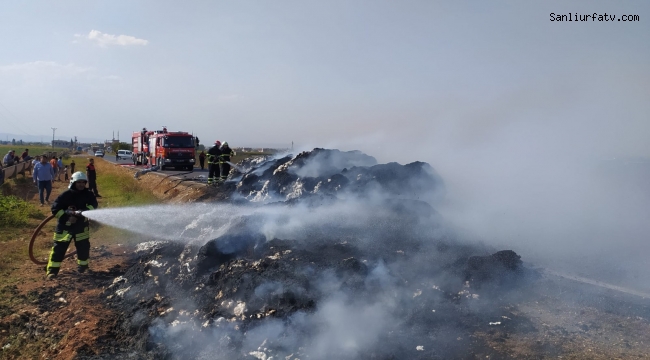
left=0, top=98, right=36, bottom=137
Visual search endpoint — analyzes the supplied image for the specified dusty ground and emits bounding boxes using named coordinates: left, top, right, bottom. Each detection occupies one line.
left=475, top=275, right=650, bottom=359
left=2, top=161, right=650, bottom=359
left=0, top=244, right=131, bottom=360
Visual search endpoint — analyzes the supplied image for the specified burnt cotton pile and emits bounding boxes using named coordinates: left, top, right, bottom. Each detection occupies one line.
left=97, top=149, right=531, bottom=360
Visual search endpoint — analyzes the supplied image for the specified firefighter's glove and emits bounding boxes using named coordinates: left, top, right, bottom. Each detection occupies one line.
left=65, top=210, right=84, bottom=223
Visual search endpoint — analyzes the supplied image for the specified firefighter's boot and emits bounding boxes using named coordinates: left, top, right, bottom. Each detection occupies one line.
left=46, top=265, right=59, bottom=280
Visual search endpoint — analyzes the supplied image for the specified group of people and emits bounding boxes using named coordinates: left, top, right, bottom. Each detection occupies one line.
left=199, top=141, right=234, bottom=185
left=1, top=149, right=33, bottom=185
left=32, top=156, right=100, bottom=206
left=0, top=150, right=72, bottom=184
left=47, top=155, right=65, bottom=181
left=2, top=148, right=33, bottom=167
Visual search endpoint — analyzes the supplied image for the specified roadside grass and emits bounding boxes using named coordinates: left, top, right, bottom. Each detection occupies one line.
left=0, top=195, right=43, bottom=228
left=92, top=158, right=159, bottom=207
left=0, top=178, right=47, bottom=258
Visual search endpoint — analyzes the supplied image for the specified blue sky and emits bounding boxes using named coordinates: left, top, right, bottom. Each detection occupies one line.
left=0, top=1, right=647, bottom=157
left=1, top=0, right=649, bottom=284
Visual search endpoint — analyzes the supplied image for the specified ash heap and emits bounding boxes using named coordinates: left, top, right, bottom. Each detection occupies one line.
left=104, top=149, right=529, bottom=360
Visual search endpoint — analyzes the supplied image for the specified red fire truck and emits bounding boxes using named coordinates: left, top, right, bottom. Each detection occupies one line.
left=131, top=127, right=197, bottom=171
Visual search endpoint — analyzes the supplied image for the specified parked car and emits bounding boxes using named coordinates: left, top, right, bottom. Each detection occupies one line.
left=117, top=150, right=133, bottom=160
left=94, top=150, right=104, bottom=157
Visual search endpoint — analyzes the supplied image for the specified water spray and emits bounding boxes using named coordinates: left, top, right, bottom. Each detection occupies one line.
left=226, top=161, right=245, bottom=173
left=81, top=204, right=256, bottom=243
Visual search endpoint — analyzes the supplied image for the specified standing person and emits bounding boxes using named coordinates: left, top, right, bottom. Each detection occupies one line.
left=199, top=151, right=206, bottom=170
left=57, top=157, right=63, bottom=181
left=33, top=155, right=55, bottom=206
left=219, top=142, right=235, bottom=181
left=50, top=156, right=59, bottom=181
left=86, top=158, right=102, bottom=198
left=70, top=159, right=76, bottom=174
left=63, top=165, right=69, bottom=181
left=206, top=140, right=221, bottom=185
left=31, top=156, right=40, bottom=172
left=0, top=161, right=4, bottom=186
left=46, top=172, right=98, bottom=280
left=115, top=151, right=119, bottom=162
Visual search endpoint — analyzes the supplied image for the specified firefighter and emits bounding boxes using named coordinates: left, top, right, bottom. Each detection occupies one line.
left=198, top=150, right=206, bottom=170
left=86, top=158, right=101, bottom=198
left=219, top=142, right=235, bottom=181
left=207, top=140, right=221, bottom=185
left=46, top=172, right=98, bottom=280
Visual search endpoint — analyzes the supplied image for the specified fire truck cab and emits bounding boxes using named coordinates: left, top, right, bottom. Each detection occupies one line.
left=132, top=127, right=197, bottom=171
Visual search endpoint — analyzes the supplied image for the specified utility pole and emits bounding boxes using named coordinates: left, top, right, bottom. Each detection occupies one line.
left=51, top=128, right=57, bottom=148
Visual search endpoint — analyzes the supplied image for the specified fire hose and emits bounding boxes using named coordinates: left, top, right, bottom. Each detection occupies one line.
left=28, top=211, right=84, bottom=265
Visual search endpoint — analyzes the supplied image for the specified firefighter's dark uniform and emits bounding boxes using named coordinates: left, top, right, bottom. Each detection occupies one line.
left=47, top=187, right=98, bottom=275
left=219, top=145, right=234, bottom=181
left=207, top=145, right=222, bottom=185
left=86, top=162, right=100, bottom=197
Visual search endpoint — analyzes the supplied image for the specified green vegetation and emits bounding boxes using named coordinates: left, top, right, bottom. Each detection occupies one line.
left=0, top=144, right=70, bottom=158
left=114, top=142, right=131, bottom=151
left=0, top=195, right=43, bottom=228
left=96, top=171, right=159, bottom=207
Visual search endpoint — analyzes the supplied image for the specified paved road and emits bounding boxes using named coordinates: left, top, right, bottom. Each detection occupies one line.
left=101, top=154, right=209, bottom=179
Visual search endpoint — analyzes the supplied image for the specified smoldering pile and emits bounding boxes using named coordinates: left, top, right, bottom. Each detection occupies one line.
left=101, top=149, right=531, bottom=360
